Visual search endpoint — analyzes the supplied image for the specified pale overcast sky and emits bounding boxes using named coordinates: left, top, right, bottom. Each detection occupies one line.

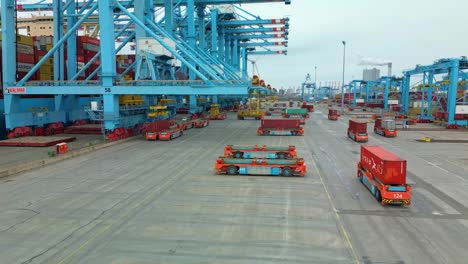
left=14, top=0, right=468, bottom=89
left=244, top=0, right=468, bottom=89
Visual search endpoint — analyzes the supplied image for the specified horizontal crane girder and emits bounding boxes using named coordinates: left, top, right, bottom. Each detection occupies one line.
left=5, top=84, right=249, bottom=95
left=11, top=0, right=290, bottom=10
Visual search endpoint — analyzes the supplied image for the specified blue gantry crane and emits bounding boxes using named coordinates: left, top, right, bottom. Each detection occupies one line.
left=1, top=0, right=291, bottom=139
left=350, top=77, right=402, bottom=110
left=300, top=74, right=314, bottom=102
left=401, top=57, right=468, bottom=127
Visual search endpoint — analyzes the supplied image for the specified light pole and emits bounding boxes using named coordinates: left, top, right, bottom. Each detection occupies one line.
left=314, top=66, right=317, bottom=84
left=341, top=41, right=346, bottom=112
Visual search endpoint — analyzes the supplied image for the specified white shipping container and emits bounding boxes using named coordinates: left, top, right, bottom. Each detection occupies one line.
left=17, top=62, right=34, bottom=72
left=66, top=61, right=86, bottom=77
left=382, top=120, right=395, bottom=130
left=215, top=4, right=236, bottom=14
left=83, top=43, right=100, bottom=52
left=413, top=101, right=428, bottom=108
left=17, top=43, right=35, bottom=55
left=388, top=100, right=399, bottom=105
left=137, top=37, right=176, bottom=58
left=455, top=105, right=468, bottom=114
left=45, top=36, right=53, bottom=45
left=91, top=101, right=98, bottom=111
left=356, top=98, right=365, bottom=103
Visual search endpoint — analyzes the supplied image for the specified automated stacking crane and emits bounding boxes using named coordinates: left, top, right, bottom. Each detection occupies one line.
left=348, top=80, right=366, bottom=107
left=301, top=74, right=315, bottom=102
left=313, top=86, right=333, bottom=103
left=401, top=58, right=468, bottom=127
left=358, top=77, right=402, bottom=110
left=1, top=0, right=291, bottom=139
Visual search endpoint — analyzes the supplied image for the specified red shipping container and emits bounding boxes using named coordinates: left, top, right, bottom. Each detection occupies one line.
left=391, top=105, right=401, bottom=112
left=78, top=36, right=100, bottom=46
left=17, top=71, right=38, bottom=81
left=35, top=49, right=47, bottom=57
left=17, top=53, right=35, bottom=64
left=16, top=62, right=34, bottom=73
left=375, top=117, right=382, bottom=128
left=360, top=145, right=406, bottom=185
left=261, top=118, right=300, bottom=129
left=273, top=103, right=287, bottom=107
left=329, top=109, right=338, bottom=115
left=349, top=120, right=367, bottom=134
left=16, top=43, right=34, bottom=55
left=147, top=120, right=171, bottom=133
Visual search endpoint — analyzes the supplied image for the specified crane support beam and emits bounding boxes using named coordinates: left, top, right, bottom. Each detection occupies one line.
left=224, top=27, right=286, bottom=34
left=9, top=0, right=291, bottom=10
left=4, top=85, right=248, bottom=95
left=247, top=51, right=287, bottom=55
left=240, top=41, right=287, bottom=47
left=218, top=18, right=288, bottom=26
left=234, top=33, right=286, bottom=40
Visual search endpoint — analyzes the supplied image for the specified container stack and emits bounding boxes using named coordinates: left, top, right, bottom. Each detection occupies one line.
left=1, top=34, right=136, bottom=93
left=77, top=36, right=100, bottom=80
left=116, top=55, right=136, bottom=80
left=15, top=35, right=37, bottom=82
left=33, top=36, right=54, bottom=80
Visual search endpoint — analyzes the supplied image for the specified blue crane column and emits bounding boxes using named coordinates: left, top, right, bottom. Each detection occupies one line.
left=210, top=9, right=218, bottom=58
left=1, top=0, right=19, bottom=130
left=187, top=0, right=196, bottom=80
left=165, top=0, right=174, bottom=34
left=384, top=77, right=390, bottom=111
left=352, top=81, right=357, bottom=106
left=56, top=0, right=81, bottom=122
left=187, top=0, right=199, bottom=113
left=225, top=35, right=231, bottom=66
left=447, top=60, right=460, bottom=124
left=53, top=0, right=64, bottom=81
left=365, top=81, right=371, bottom=103
left=402, top=74, right=410, bottom=113
left=241, top=47, right=248, bottom=79
left=232, top=40, right=240, bottom=71
left=100, top=0, right=118, bottom=131
left=218, top=29, right=225, bottom=62
left=427, top=72, right=434, bottom=119
left=420, top=73, right=426, bottom=118
left=197, top=5, right=206, bottom=50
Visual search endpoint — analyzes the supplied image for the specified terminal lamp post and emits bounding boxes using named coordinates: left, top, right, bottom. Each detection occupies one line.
left=341, top=41, right=346, bottom=112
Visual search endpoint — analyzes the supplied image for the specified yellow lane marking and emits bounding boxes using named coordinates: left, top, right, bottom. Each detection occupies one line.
left=310, top=156, right=361, bottom=264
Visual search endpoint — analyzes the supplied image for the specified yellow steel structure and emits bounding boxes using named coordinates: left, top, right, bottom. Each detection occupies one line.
left=119, top=95, right=144, bottom=105
left=238, top=89, right=264, bottom=119
left=158, top=99, right=174, bottom=105
left=210, top=104, right=221, bottom=117
left=147, top=105, right=169, bottom=118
